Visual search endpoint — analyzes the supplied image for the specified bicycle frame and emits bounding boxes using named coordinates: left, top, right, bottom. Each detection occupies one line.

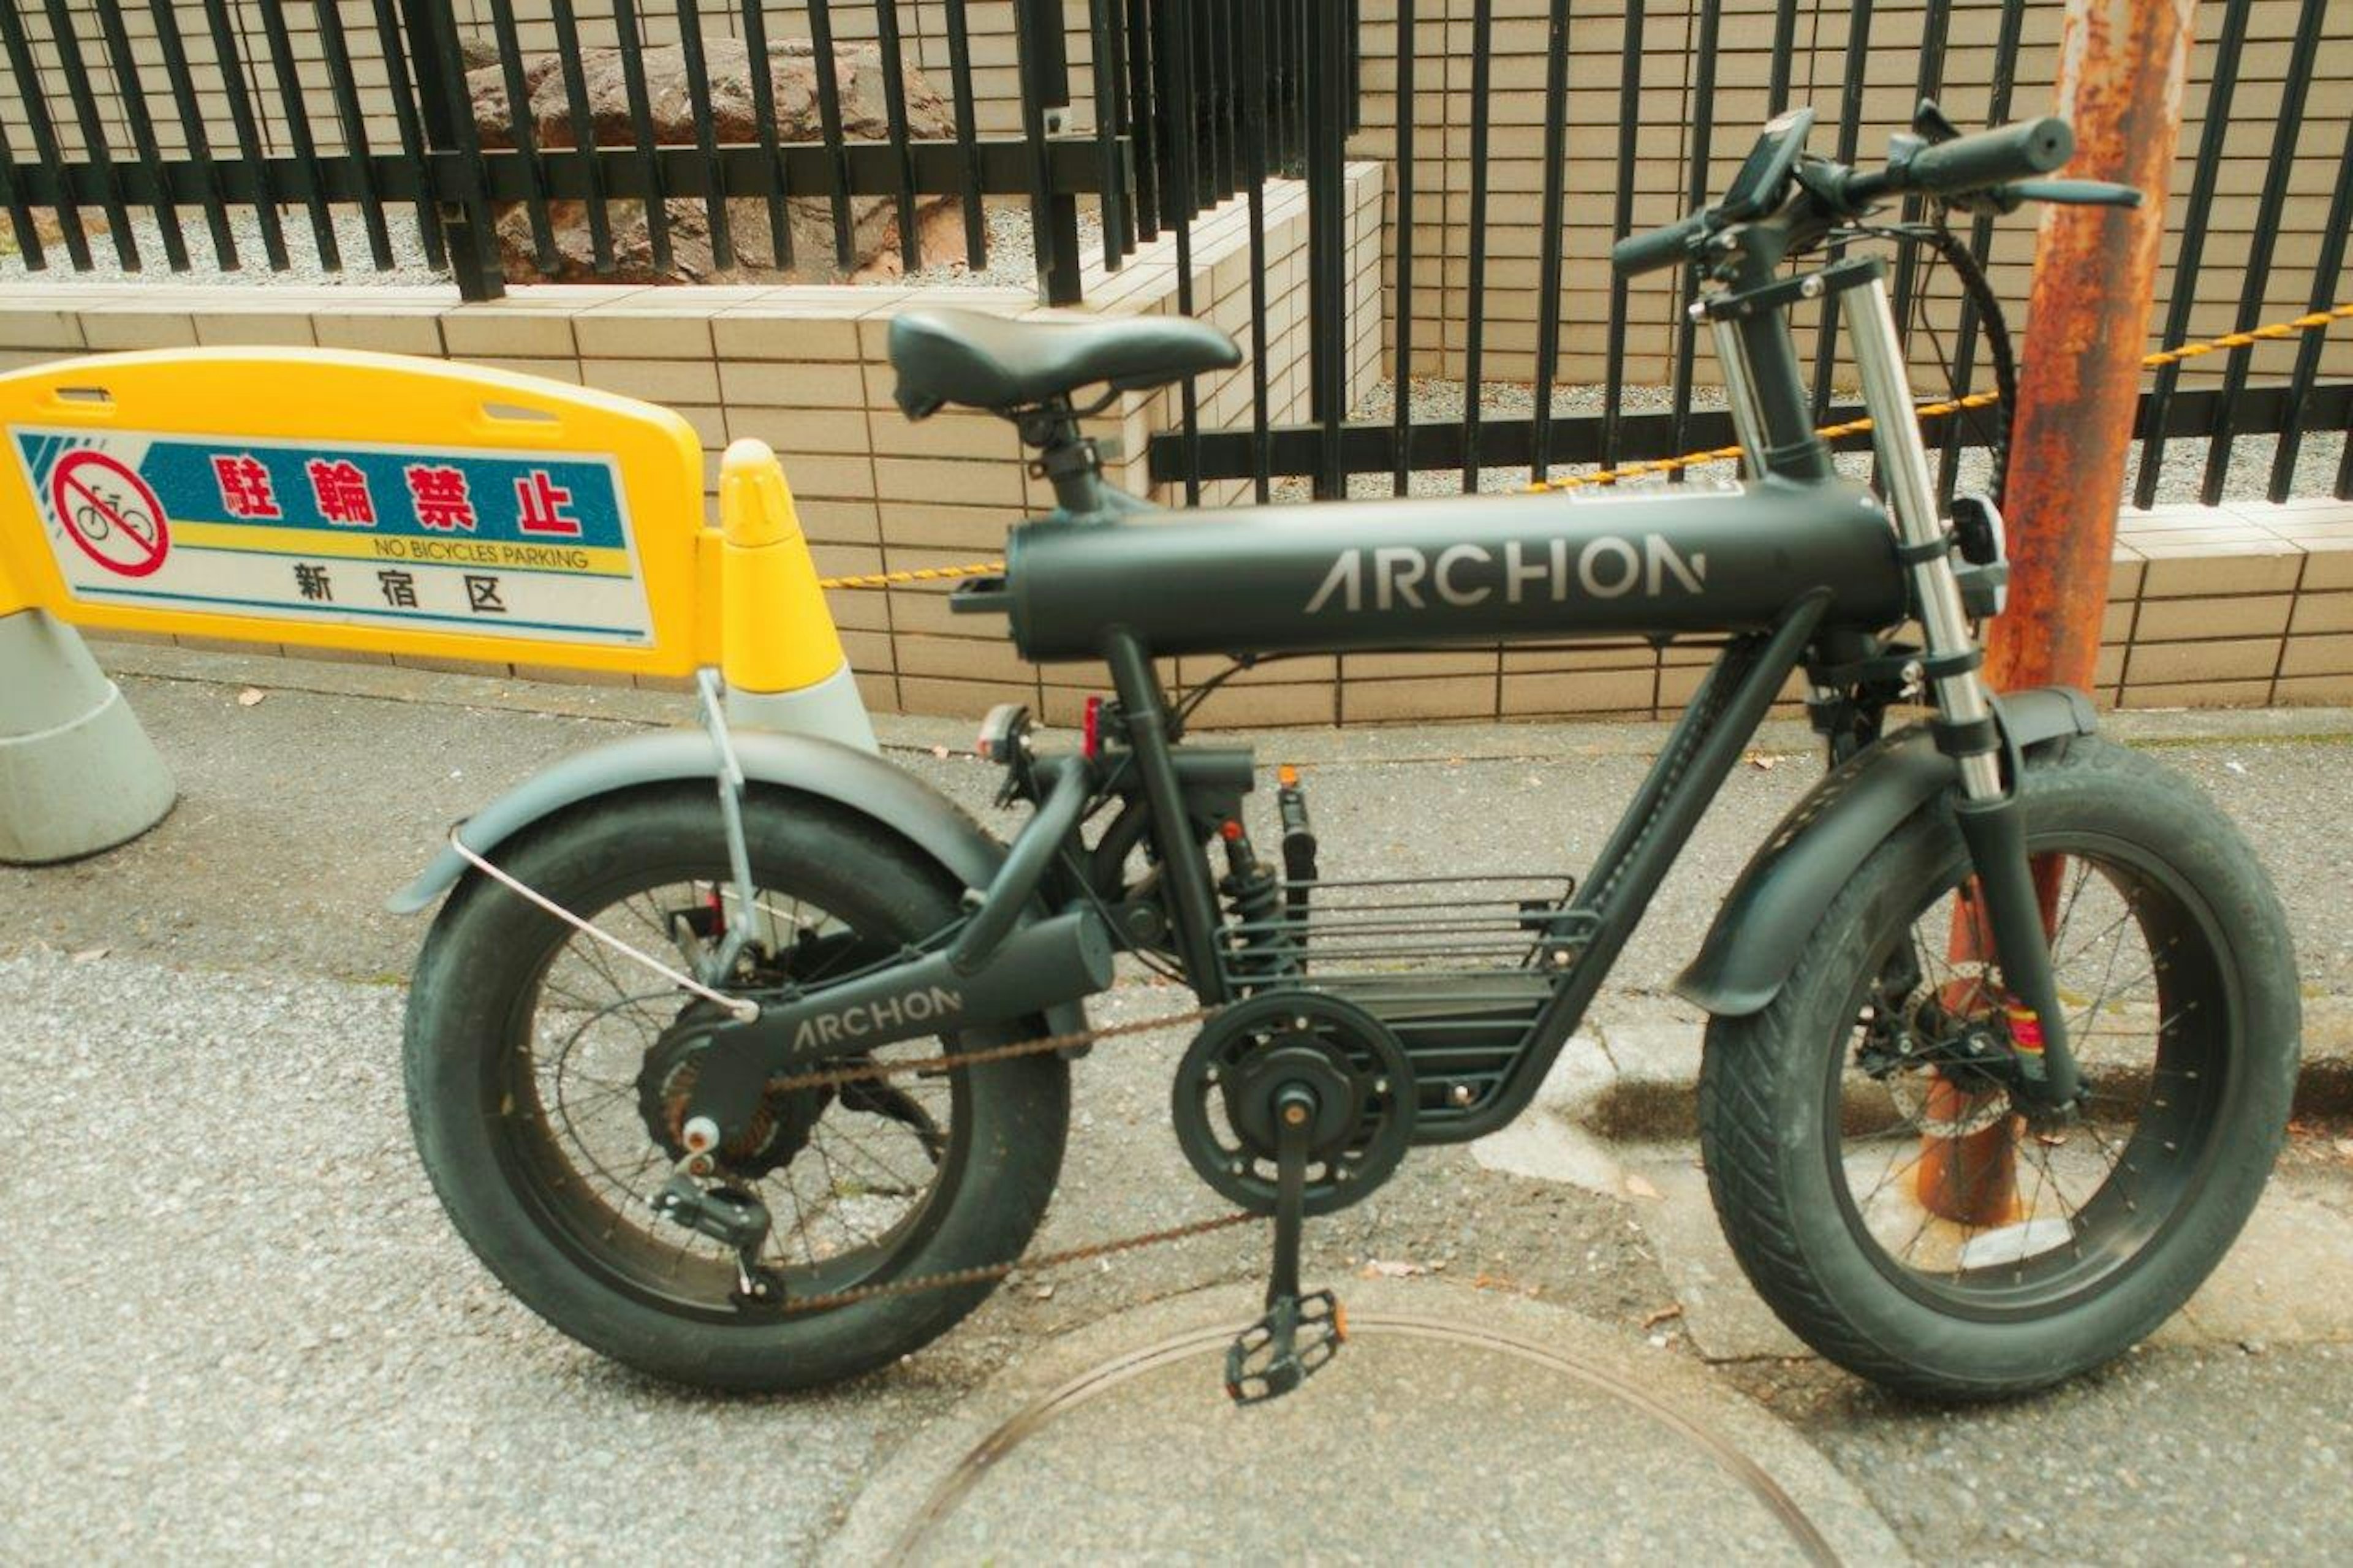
left=931, top=244, right=2078, bottom=1141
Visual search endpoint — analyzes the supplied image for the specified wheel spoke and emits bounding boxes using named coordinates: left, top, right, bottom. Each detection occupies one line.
left=1830, top=839, right=2227, bottom=1309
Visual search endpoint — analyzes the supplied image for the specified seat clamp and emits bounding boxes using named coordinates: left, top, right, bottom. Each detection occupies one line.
left=1032, top=439, right=1105, bottom=481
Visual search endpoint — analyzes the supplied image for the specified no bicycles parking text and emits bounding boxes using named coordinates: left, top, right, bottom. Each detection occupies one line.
left=10, top=426, right=656, bottom=646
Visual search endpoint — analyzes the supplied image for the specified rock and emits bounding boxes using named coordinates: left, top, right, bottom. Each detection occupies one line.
left=2, top=209, right=112, bottom=257
left=468, top=37, right=966, bottom=285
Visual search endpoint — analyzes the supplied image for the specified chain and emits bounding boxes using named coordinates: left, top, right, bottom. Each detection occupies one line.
left=752, top=1001, right=1241, bottom=1314
left=765, top=1004, right=1221, bottom=1093
left=775, top=1209, right=1256, bottom=1315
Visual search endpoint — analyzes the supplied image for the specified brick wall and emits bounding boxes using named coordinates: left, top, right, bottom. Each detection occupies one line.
left=11, top=159, right=2352, bottom=730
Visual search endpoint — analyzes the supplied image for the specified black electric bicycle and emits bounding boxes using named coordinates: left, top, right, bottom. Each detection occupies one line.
left=400, top=106, right=2301, bottom=1404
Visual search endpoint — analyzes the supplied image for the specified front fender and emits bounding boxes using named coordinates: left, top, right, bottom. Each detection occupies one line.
left=1675, top=686, right=2098, bottom=1017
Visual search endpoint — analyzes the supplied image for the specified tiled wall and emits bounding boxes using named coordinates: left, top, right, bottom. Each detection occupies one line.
left=1351, top=0, right=2353, bottom=392
left=6, top=145, right=2346, bottom=729
left=0, top=166, right=1398, bottom=727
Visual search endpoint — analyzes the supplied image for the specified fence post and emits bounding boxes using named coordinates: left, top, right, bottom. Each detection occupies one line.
left=1302, top=0, right=1348, bottom=498
left=398, top=0, right=506, bottom=301
left=1015, top=0, right=1082, bottom=305
left=1920, top=0, right=2196, bottom=1228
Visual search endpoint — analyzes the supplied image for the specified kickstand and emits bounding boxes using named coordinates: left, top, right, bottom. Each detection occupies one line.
left=1226, top=1085, right=1346, bottom=1405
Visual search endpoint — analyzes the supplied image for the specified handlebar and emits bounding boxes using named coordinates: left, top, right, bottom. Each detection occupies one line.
left=1608, top=213, right=1710, bottom=279
left=1847, top=115, right=2074, bottom=205
left=1610, top=112, right=2084, bottom=278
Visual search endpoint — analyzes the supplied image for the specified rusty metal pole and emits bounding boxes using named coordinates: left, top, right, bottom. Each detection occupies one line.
left=1917, top=0, right=2197, bottom=1228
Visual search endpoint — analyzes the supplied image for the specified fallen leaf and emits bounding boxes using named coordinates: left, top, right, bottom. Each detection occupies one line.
left=1745, top=751, right=1780, bottom=771
left=1623, top=1173, right=1662, bottom=1200
left=1641, top=1303, right=1684, bottom=1330
left=70, top=945, right=108, bottom=963
left=237, top=687, right=267, bottom=708
left=1360, top=1258, right=1427, bottom=1279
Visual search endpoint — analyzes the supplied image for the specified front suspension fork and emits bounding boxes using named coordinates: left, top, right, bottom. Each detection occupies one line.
left=1846, top=271, right=2080, bottom=1113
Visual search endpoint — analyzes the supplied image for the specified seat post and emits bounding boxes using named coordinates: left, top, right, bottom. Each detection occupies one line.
left=1016, top=400, right=1113, bottom=518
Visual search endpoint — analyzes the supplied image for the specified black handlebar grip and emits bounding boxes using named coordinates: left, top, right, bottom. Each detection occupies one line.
left=1610, top=211, right=1709, bottom=278
left=1902, top=116, right=2074, bottom=197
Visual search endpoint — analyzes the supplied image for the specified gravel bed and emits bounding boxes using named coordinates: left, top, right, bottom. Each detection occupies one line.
left=900, top=201, right=1107, bottom=290
left=0, top=205, right=444, bottom=288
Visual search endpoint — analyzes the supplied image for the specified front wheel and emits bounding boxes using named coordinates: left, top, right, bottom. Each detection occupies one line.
left=1698, top=735, right=2299, bottom=1399
left=403, top=784, right=1072, bottom=1392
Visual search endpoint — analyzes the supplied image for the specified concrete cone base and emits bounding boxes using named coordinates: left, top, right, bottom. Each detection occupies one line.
left=724, top=662, right=877, bottom=752
left=0, top=612, right=176, bottom=865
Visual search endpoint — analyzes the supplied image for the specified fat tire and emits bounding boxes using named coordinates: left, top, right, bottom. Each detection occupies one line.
left=404, top=784, right=1070, bottom=1392
left=1697, top=736, right=2299, bottom=1399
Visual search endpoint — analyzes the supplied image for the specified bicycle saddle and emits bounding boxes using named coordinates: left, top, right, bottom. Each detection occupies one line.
left=889, top=307, right=1241, bottom=419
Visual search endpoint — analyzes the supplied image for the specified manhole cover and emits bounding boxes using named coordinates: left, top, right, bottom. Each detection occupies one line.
left=832, top=1279, right=1905, bottom=1564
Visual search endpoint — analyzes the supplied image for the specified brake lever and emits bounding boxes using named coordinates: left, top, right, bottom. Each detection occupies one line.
left=1940, top=177, right=2142, bottom=218
left=2004, top=178, right=2143, bottom=208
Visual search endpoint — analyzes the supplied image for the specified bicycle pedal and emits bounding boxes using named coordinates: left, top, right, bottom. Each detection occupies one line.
left=1224, top=1289, right=1346, bottom=1406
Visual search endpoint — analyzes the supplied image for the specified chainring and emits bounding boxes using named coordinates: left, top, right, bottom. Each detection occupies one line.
left=1170, top=992, right=1415, bottom=1218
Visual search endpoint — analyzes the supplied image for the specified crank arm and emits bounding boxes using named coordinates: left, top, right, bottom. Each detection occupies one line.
left=1227, top=1083, right=1346, bottom=1405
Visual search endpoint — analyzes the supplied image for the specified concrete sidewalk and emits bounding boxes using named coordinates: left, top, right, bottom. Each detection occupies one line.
left=4, top=646, right=2350, bottom=1562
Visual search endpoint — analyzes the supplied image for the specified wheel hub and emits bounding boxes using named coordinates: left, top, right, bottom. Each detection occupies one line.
left=637, top=1005, right=825, bottom=1177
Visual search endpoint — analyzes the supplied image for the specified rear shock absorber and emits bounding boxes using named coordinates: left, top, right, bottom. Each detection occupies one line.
left=1219, top=817, right=1298, bottom=983
left=1276, top=764, right=1318, bottom=950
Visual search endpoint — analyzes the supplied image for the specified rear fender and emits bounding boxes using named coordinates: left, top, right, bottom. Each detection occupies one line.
left=1674, top=686, right=2098, bottom=1017
left=388, top=729, right=1089, bottom=1037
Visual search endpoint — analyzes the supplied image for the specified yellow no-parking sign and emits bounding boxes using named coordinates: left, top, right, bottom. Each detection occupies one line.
left=0, top=349, right=717, bottom=675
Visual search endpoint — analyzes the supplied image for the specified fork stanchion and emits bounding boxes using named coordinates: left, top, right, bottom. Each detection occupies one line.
left=1924, top=0, right=2195, bottom=1228
left=715, top=437, right=876, bottom=753
left=0, top=603, right=176, bottom=865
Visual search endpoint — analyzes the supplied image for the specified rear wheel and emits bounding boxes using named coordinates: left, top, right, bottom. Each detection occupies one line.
left=1698, top=736, right=2299, bottom=1398
left=404, top=784, right=1071, bottom=1391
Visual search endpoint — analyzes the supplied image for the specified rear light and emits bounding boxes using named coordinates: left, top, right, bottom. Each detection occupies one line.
left=1081, top=694, right=1105, bottom=759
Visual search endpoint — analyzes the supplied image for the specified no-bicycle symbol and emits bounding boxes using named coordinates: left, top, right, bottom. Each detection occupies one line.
left=50, top=450, right=170, bottom=578
left=10, top=423, right=654, bottom=648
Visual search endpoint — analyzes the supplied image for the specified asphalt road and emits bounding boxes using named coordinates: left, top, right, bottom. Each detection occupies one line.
left=5, top=658, right=2351, bottom=1560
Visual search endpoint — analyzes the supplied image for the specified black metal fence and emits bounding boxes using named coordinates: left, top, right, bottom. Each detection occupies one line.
left=1148, top=0, right=2353, bottom=508
left=0, top=0, right=1330, bottom=302
left=2, top=1, right=2346, bottom=510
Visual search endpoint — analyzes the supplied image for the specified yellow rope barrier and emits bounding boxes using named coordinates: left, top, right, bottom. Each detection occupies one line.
left=814, top=301, right=2352, bottom=590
